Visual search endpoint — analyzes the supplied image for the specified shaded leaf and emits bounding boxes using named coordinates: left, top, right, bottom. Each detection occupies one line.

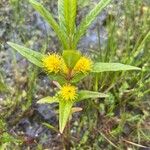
left=92, top=62, right=141, bottom=73
left=7, top=42, right=44, bottom=67
left=42, top=122, right=59, bottom=133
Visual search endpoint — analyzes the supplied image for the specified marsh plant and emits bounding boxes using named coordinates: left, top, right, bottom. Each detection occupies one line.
left=8, top=0, right=141, bottom=149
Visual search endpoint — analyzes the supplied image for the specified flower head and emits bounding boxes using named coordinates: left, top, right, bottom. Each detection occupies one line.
left=62, top=62, right=69, bottom=75
left=60, top=84, right=77, bottom=101
left=42, top=54, right=63, bottom=73
left=73, top=56, right=93, bottom=74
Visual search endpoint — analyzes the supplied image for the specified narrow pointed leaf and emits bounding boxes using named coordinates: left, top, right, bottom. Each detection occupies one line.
left=73, top=0, right=111, bottom=48
left=71, top=107, right=83, bottom=113
left=37, top=96, right=58, bottom=104
left=42, top=122, right=59, bottom=133
left=92, top=62, right=141, bottom=73
left=29, top=0, right=67, bottom=49
left=59, top=101, right=73, bottom=133
left=77, top=90, right=108, bottom=102
left=7, top=42, right=44, bottom=67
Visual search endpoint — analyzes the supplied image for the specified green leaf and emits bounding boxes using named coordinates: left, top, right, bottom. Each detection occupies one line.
left=58, top=0, right=77, bottom=44
left=7, top=42, right=44, bottom=67
left=49, top=74, right=67, bottom=85
left=59, top=101, right=73, bottom=133
left=37, top=96, right=58, bottom=104
left=58, top=0, right=66, bottom=32
left=62, top=50, right=81, bottom=68
left=42, top=122, right=59, bottom=133
left=64, top=0, right=77, bottom=35
left=73, top=0, right=112, bottom=48
left=92, top=62, right=141, bottom=73
left=71, top=73, right=87, bottom=83
left=29, top=0, right=68, bottom=49
left=77, top=90, right=108, bottom=102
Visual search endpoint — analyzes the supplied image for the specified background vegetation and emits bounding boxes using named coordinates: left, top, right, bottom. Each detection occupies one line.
left=0, top=0, right=150, bottom=149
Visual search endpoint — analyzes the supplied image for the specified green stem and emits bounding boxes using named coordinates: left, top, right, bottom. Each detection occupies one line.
left=62, top=120, right=71, bottom=150
left=94, top=74, right=99, bottom=91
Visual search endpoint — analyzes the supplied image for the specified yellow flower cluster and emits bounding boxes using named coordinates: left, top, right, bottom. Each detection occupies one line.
left=59, top=84, right=77, bottom=101
left=42, top=53, right=92, bottom=101
left=73, top=56, right=93, bottom=74
left=42, top=54, right=67, bottom=74
left=42, top=53, right=93, bottom=75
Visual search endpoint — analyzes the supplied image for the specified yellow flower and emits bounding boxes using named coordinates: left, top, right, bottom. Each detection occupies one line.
left=73, top=56, right=93, bottom=74
left=62, top=61, right=69, bottom=75
left=60, top=84, right=77, bottom=101
left=42, top=54, right=63, bottom=73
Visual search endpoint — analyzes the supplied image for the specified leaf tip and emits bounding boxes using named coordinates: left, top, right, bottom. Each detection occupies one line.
left=37, top=100, right=42, bottom=104
left=137, top=67, right=142, bottom=70
left=7, top=42, right=11, bottom=46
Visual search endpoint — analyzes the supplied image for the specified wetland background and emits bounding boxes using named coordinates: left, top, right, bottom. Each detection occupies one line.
left=0, top=0, right=150, bottom=149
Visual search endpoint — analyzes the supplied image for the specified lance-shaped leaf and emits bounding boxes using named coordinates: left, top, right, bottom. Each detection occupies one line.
left=77, top=90, right=108, bottom=102
left=37, top=96, right=58, bottom=104
left=73, top=0, right=112, bottom=48
left=59, top=101, right=73, bottom=133
left=49, top=74, right=67, bottom=85
left=92, top=62, right=141, bottom=73
left=43, top=122, right=59, bottom=133
left=29, top=0, right=68, bottom=49
left=71, top=73, right=87, bottom=83
left=7, top=42, right=44, bottom=67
